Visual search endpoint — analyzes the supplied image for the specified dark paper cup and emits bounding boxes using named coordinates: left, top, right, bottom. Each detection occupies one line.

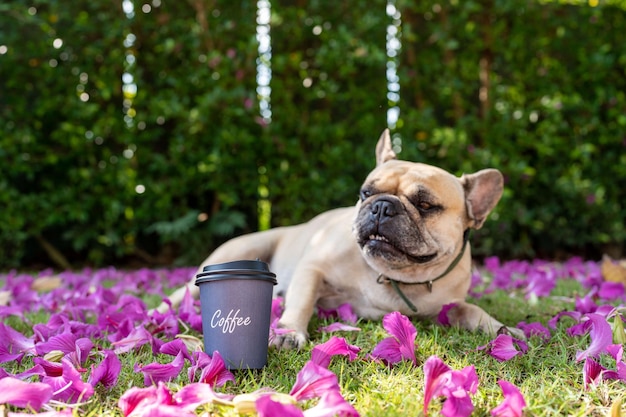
left=195, top=260, right=277, bottom=369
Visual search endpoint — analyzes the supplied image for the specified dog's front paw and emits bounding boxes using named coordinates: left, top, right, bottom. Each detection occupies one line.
left=271, top=322, right=308, bottom=350
left=498, top=325, right=527, bottom=340
left=272, top=330, right=308, bottom=350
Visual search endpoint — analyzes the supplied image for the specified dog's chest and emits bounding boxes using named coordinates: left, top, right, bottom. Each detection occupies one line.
left=316, top=279, right=429, bottom=319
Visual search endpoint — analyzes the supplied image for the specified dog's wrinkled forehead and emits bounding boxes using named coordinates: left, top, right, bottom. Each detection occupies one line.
left=364, top=160, right=464, bottom=200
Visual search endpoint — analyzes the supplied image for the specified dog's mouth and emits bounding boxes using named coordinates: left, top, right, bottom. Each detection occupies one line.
left=366, top=234, right=437, bottom=264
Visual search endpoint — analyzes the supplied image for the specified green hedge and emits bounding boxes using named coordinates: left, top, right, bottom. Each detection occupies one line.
left=0, top=0, right=624, bottom=269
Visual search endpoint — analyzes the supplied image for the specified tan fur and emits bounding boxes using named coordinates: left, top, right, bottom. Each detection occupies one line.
left=159, top=129, right=522, bottom=348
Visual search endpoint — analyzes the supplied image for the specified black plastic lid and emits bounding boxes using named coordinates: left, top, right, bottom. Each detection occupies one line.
left=195, top=259, right=277, bottom=286
left=201, top=260, right=272, bottom=273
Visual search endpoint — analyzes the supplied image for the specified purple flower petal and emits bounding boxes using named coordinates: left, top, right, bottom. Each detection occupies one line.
left=491, top=380, right=526, bottom=417
left=35, top=333, right=78, bottom=356
left=135, top=351, right=185, bottom=386
left=583, top=358, right=606, bottom=389
left=317, top=303, right=357, bottom=324
left=304, top=389, right=360, bottom=417
left=598, top=282, right=625, bottom=301
left=437, top=303, right=457, bottom=327
left=483, top=334, right=528, bottom=362
left=118, top=385, right=158, bottom=416
left=118, top=382, right=185, bottom=417
left=575, top=292, right=598, bottom=314
left=195, top=351, right=235, bottom=387
left=371, top=312, right=417, bottom=366
left=88, top=350, right=121, bottom=389
left=548, top=311, right=581, bottom=330
left=336, top=303, right=358, bottom=324
left=318, top=322, right=361, bottom=333
left=0, top=376, right=53, bottom=410
left=174, top=382, right=234, bottom=411
left=271, top=297, right=284, bottom=322
left=42, top=358, right=94, bottom=403
left=111, top=325, right=153, bottom=354
left=371, top=337, right=403, bottom=365
left=311, top=336, right=360, bottom=368
left=289, top=361, right=340, bottom=401
left=160, top=339, right=192, bottom=362
left=423, top=356, right=477, bottom=417
left=257, top=394, right=304, bottom=417
left=0, top=323, right=35, bottom=364
left=517, top=321, right=551, bottom=341
left=440, top=385, right=474, bottom=417
left=575, top=313, right=613, bottom=362
left=423, top=355, right=452, bottom=414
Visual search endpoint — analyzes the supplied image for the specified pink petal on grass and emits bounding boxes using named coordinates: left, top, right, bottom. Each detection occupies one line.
left=517, top=321, right=551, bottom=341
left=0, top=323, right=35, bottom=364
left=42, top=358, right=94, bottom=403
left=88, top=350, right=122, bottom=389
left=371, top=312, right=417, bottom=366
left=160, top=339, right=192, bottom=362
left=271, top=297, right=285, bottom=322
left=35, top=333, right=78, bottom=356
left=289, top=361, right=341, bottom=401
left=257, top=394, right=304, bottom=417
left=437, top=303, right=457, bottom=327
left=423, top=355, right=452, bottom=414
left=336, top=303, right=358, bottom=324
left=112, top=325, right=153, bottom=354
left=575, top=313, right=613, bottom=362
left=491, top=380, right=526, bottom=417
left=583, top=358, right=606, bottom=389
left=0, top=377, right=53, bottom=410
left=440, top=385, right=474, bottom=417
left=317, top=303, right=357, bottom=324
left=311, top=336, right=360, bottom=368
left=304, top=389, right=360, bottom=417
left=318, top=322, right=361, bottom=333
left=423, top=356, right=478, bottom=417
left=135, top=350, right=185, bottom=386
left=196, top=351, right=235, bottom=387
left=481, top=334, right=528, bottom=362
left=174, top=382, right=234, bottom=411
left=118, top=382, right=186, bottom=417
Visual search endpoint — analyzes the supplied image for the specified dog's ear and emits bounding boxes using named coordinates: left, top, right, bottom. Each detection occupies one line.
left=375, top=129, right=397, bottom=166
left=460, top=169, right=504, bottom=229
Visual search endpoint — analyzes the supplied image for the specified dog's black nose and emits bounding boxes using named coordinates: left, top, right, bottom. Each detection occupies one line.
left=371, top=199, right=397, bottom=220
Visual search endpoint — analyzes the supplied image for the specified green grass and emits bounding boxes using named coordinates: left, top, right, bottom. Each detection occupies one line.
left=3, top=278, right=625, bottom=416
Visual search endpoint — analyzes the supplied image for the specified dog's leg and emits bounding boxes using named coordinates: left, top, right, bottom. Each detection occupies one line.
left=445, top=301, right=525, bottom=339
left=273, top=268, right=323, bottom=349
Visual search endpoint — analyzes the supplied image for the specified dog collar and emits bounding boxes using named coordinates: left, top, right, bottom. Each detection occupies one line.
left=376, top=229, right=471, bottom=313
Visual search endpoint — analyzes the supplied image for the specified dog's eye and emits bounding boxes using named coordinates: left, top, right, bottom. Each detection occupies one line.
left=360, top=190, right=371, bottom=201
left=416, top=201, right=440, bottom=213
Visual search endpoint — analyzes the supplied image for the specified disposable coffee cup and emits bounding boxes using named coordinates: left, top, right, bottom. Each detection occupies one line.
left=195, top=260, right=277, bottom=369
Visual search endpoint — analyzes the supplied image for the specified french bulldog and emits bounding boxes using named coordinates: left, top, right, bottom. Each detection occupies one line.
left=159, top=129, right=522, bottom=348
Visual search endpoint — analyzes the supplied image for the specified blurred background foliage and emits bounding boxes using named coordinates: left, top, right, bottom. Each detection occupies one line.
left=0, top=0, right=624, bottom=270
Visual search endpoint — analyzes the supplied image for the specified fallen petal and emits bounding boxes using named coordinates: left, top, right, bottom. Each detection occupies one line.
left=289, top=361, right=340, bottom=401
left=0, top=377, right=53, bottom=410
left=311, top=336, right=360, bottom=368
left=318, top=322, right=361, bottom=333
left=491, top=380, right=526, bottom=417
left=88, top=350, right=122, bottom=389
left=135, top=351, right=185, bottom=386
left=576, top=313, right=613, bottom=362
left=423, top=355, right=452, bottom=414
left=304, top=389, right=360, bottom=417
left=257, top=394, right=304, bottom=417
